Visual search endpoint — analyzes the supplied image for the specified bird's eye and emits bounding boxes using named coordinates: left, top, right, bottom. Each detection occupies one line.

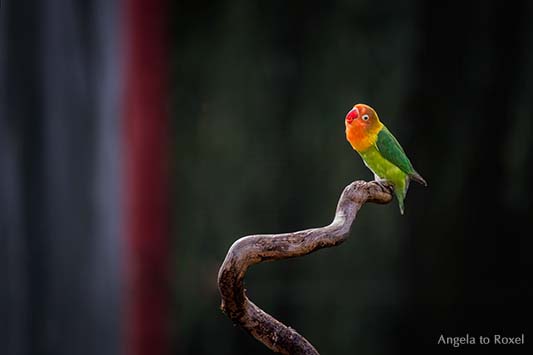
left=362, top=114, right=369, bottom=121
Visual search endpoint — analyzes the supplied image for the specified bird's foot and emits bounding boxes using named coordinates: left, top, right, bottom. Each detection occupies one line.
left=375, top=179, right=394, bottom=194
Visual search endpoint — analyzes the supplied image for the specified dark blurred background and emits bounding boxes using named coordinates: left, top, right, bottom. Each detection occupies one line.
left=2, top=1, right=532, bottom=355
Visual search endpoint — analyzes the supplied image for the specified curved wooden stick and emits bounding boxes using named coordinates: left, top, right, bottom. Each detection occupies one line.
left=217, top=180, right=393, bottom=354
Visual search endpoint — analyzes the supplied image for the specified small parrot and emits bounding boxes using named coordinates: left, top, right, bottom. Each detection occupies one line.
left=345, top=103, right=427, bottom=214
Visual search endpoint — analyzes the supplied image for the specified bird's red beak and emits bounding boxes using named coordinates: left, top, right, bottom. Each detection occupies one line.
left=345, top=106, right=359, bottom=124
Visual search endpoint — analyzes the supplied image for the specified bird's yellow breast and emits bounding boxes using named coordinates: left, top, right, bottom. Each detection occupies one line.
left=345, top=123, right=382, bottom=152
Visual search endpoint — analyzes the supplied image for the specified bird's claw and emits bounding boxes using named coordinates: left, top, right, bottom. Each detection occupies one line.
left=375, top=179, right=394, bottom=194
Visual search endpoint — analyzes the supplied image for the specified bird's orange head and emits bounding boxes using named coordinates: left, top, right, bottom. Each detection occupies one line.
left=345, top=103, right=383, bottom=152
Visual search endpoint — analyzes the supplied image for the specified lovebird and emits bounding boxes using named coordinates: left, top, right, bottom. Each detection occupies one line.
left=345, top=103, right=427, bottom=214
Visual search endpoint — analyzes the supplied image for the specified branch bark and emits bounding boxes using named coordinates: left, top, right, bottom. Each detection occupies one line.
left=217, top=180, right=393, bottom=354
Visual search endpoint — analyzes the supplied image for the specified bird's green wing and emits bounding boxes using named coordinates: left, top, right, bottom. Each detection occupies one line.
left=375, top=126, right=415, bottom=175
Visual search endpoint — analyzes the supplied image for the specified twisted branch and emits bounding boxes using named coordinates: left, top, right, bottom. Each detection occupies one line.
left=217, top=180, right=393, bottom=354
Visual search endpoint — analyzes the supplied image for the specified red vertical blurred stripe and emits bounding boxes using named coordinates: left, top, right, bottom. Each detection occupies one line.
left=123, top=0, right=169, bottom=355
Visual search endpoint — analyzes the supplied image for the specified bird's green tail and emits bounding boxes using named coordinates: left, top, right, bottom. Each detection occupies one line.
left=394, top=177, right=409, bottom=215
left=395, top=189, right=405, bottom=215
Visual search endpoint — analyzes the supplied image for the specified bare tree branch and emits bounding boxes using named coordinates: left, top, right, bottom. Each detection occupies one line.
left=217, top=180, right=393, bottom=354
